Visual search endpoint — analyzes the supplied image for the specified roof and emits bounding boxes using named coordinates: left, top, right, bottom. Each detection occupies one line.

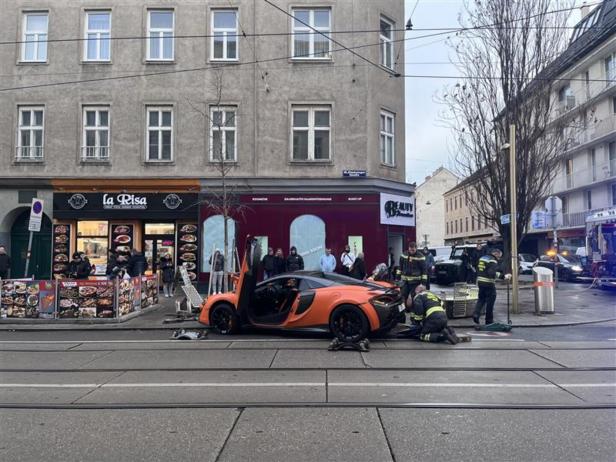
left=443, top=167, right=486, bottom=195
left=416, top=167, right=459, bottom=190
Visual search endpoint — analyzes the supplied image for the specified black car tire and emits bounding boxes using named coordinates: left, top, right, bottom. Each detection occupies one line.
left=210, top=303, right=240, bottom=335
left=329, top=304, right=370, bottom=343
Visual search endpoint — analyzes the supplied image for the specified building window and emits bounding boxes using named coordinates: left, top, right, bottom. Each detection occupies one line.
left=611, top=184, right=616, bottom=206
left=605, top=53, right=615, bottom=87
left=146, top=107, right=173, bottom=161
left=292, top=106, right=331, bottom=161
left=484, top=217, right=488, bottom=228
left=460, top=218, right=463, bottom=232
left=84, top=11, right=111, bottom=61
left=147, top=10, right=174, bottom=61
left=445, top=199, right=448, bottom=213
left=77, top=221, right=109, bottom=274
left=590, top=148, right=596, bottom=182
left=21, top=12, right=48, bottom=62
left=446, top=222, right=449, bottom=235
left=471, top=216, right=475, bottom=231
left=455, top=220, right=458, bottom=234
left=454, top=196, right=457, bottom=210
left=610, top=142, right=616, bottom=175
left=82, top=107, right=109, bottom=160
left=211, top=10, right=238, bottom=61
left=584, top=70, right=590, bottom=99
left=16, top=107, right=44, bottom=160
left=477, top=217, right=481, bottom=230
left=292, top=8, right=331, bottom=59
left=561, top=195, right=568, bottom=214
left=202, top=215, right=236, bottom=272
left=612, top=96, right=616, bottom=114
left=210, top=106, right=237, bottom=162
left=465, top=217, right=469, bottom=233
left=379, top=16, right=394, bottom=70
left=585, top=190, right=592, bottom=210
left=290, top=215, right=326, bottom=271
left=379, top=110, right=395, bottom=166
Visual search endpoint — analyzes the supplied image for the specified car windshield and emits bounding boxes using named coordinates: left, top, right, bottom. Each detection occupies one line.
left=520, top=254, right=536, bottom=262
left=451, top=248, right=470, bottom=259
left=320, top=273, right=384, bottom=289
left=560, top=254, right=581, bottom=264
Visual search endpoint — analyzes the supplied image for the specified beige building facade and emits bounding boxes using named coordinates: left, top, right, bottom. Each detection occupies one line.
left=415, top=167, right=458, bottom=247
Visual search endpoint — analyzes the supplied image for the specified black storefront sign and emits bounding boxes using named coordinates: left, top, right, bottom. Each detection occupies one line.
left=54, top=193, right=199, bottom=220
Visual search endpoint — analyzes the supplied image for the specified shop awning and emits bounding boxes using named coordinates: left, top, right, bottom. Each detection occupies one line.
left=586, top=207, right=616, bottom=224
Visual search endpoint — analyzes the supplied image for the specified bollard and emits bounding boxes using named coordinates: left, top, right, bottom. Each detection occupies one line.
left=532, top=267, right=555, bottom=314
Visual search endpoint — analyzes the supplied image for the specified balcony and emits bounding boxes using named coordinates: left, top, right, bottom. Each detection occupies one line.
left=81, top=146, right=110, bottom=162
left=15, top=146, right=44, bottom=162
left=562, top=211, right=588, bottom=228
left=552, top=160, right=616, bottom=194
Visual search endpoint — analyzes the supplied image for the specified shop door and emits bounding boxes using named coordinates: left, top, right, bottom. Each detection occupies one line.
left=10, top=210, right=52, bottom=279
left=388, top=234, right=404, bottom=265
left=144, top=238, right=175, bottom=273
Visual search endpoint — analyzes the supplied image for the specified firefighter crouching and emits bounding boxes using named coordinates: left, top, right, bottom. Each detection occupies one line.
left=473, top=248, right=511, bottom=325
left=396, top=242, right=428, bottom=312
left=399, top=285, right=459, bottom=344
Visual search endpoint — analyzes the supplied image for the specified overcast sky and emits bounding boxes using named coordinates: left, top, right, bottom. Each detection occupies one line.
left=403, top=0, right=586, bottom=186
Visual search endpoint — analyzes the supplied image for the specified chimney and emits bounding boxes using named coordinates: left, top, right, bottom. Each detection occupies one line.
left=580, top=2, right=590, bottom=19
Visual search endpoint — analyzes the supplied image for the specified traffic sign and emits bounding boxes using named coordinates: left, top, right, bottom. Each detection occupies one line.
left=500, top=214, right=510, bottom=225
left=531, top=211, right=547, bottom=229
left=28, top=198, right=44, bottom=232
left=545, top=196, right=563, bottom=228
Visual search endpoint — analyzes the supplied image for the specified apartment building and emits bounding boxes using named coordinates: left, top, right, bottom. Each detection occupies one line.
left=526, top=1, right=616, bottom=254
left=0, top=0, right=413, bottom=279
left=415, top=167, right=458, bottom=247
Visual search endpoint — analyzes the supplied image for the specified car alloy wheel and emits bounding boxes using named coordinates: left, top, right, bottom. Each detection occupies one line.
left=329, top=304, right=369, bottom=343
left=210, top=303, right=239, bottom=335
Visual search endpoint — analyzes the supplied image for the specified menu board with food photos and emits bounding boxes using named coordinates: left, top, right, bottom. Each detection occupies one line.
left=1, top=280, right=56, bottom=319
left=177, top=223, right=198, bottom=282
left=58, top=280, right=115, bottom=319
left=117, top=277, right=139, bottom=317
left=111, top=224, right=134, bottom=267
left=52, top=224, right=71, bottom=279
left=141, top=275, right=159, bottom=309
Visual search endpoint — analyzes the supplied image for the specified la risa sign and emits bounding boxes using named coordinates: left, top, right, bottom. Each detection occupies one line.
left=103, top=193, right=148, bottom=210
left=380, top=193, right=415, bottom=227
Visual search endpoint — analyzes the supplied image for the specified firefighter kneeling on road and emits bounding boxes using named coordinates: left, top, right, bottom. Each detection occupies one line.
left=398, top=285, right=460, bottom=344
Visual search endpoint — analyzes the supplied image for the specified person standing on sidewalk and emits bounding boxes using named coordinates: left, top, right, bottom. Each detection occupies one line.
left=273, top=248, right=286, bottom=276
left=350, top=252, right=366, bottom=280
left=286, top=246, right=304, bottom=272
left=160, top=253, right=175, bottom=298
left=320, top=248, right=336, bottom=273
left=261, top=247, right=276, bottom=280
left=0, top=245, right=11, bottom=280
left=340, top=245, right=355, bottom=276
left=422, top=246, right=434, bottom=290
left=209, top=249, right=225, bottom=294
left=473, top=248, right=511, bottom=325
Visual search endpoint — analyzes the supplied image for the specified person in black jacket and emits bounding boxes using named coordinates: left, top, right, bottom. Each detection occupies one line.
left=0, top=245, right=11, bottom=280
left=126, top=249, right=147, bottom=277
left=68, top=253, right=90, bottom=280
left=273, top=248, right=286, bottom=275
left=403, top=285, right=459, bottom=344
left=286, top=246, right=304, bottom=272
left=350, top=252, right=366, bottom=280
left=473, top=248, right=511, bottom=325
left=160, top=253, right=175, bottom=297
left=261, top=247, right=276, bottom=280
left=105, top=250, right=120, bottom=279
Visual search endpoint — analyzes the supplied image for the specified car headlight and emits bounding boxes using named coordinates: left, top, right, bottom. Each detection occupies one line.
left=571, top=265, right=583, bottom=272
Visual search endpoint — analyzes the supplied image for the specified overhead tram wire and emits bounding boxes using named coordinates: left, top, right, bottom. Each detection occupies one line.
left=261, top=0, right=395, bottom=76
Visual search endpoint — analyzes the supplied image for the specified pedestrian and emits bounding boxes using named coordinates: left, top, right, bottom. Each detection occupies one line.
left=286, top=246, right=304, bottom=272
left=320, top=247, right=336, bottom=273
left=340, top=245, right=355, bottom=276
left=126, top=249, right=147, bottom=277
left=387, top=246, right=395, bottom=280
left=0, top=245, right=11, bottom=280
left=261, top=247, right=276, bottom=280
left=273, top=248, right=286, bottom=275
left=350, top=252, right=366, bottom=280
left=400, top=285, right=459, bottom=344
left=160, top=253, right=175, bottom=297
left=423, top=246, right=434, bottom=290
left=473, top=248, right=511, bottom=325
left=105, top=250, right=120, bottom=280
left=396, top=241, right=428, bottom=311
left=460, top=248, right=470, bottom=283
left=68, top=252, right=90, bottom=279
left=209, top=249, right=225, bottom=294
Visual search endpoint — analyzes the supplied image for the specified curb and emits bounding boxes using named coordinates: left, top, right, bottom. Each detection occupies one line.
left=449, top=317, right=616, bottom=329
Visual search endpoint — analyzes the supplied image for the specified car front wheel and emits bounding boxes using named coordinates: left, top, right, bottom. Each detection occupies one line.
left=329, top=304, right=369, bottom=343
left=209, top=303, right=239, bottom=335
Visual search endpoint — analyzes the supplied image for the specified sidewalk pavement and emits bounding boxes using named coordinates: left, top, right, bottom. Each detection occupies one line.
left=0, top=284, right=614, bottom=331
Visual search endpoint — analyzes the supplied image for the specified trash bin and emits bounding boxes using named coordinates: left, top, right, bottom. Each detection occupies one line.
left=532, top=267, right=555, bottom=314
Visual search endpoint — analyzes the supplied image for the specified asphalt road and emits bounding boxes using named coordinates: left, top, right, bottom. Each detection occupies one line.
left=1, top=323, right=615, bottom=462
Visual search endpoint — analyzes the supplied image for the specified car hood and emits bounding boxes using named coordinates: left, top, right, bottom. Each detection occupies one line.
left=435, top=259, right=462, bottom=266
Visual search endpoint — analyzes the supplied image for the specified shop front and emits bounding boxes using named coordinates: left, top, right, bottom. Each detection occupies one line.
left=199, top=191, right=416, bottom=279
left=52, top=192, right=200, bottom=281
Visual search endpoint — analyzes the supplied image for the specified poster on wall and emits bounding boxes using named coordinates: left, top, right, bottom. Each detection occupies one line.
left=379, top=192, right=415, bottom=227
left=111, top=224, right=134, bottom=267
left=348, top=236, right=364, bottom=256
left=118, top=277, right=138, bottom=317
left=141, top=275, right=159, bottom=309
left=1, top=280, right=56, bottom=319
left=178, top=223, right=198, bottom=281
left=52, top=224, right=71, bottom=279
left=58, top=280, right=115, bottom=319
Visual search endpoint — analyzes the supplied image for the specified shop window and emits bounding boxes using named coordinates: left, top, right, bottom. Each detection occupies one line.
left=76, top=220, right=109, bottom=274
left=145, top=223, right=175, bottom=235
left=202, top=215, right=236, bottom=271
left=290, top=214, right=325, bottom=271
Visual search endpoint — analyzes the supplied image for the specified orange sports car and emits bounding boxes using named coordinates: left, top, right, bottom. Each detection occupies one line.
left=199, top=239, right=405, bottom=341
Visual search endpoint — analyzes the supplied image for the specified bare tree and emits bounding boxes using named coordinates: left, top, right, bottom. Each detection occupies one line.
left=186, top=68, right=247, bottom=293
left=439, top=0, right=578, bottom=263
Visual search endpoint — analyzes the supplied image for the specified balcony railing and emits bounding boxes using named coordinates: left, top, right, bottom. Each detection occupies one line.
left=15, top=146, right=44, bottom=161
left=81, top=146, right=110, bottom=161
left=552, top=161, right=616, bottom=193
left=562, top=211, right=588, bottom=228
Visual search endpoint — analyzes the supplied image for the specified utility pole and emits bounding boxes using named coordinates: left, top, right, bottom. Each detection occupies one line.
left=509, top=124, right=519, bottom=314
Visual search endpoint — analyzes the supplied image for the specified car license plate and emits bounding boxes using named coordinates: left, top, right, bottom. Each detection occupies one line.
left=438, top=271, right=447, bottom=275
left=398, top=304, right=405, bottom=312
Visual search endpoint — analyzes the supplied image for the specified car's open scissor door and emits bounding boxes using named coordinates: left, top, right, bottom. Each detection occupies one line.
left=236, top=236, right=261, bottom=324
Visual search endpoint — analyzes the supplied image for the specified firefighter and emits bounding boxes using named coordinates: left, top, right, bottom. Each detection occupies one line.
left=396, top=242, right=428, bottom=311
left=473, top=248, right=511, bottom=325
left=401, top=285, right=459, bottom=344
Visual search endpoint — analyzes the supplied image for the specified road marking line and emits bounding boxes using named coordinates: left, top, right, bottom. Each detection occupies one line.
left=1, top=382, right=614, bottom=389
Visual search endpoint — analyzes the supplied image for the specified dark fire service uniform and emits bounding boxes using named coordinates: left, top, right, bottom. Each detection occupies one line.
left=473, top=254, right=505, bottom=325
left=406, top=291, right=457, bottom=344
left=396, top=251, right=428, bottom=310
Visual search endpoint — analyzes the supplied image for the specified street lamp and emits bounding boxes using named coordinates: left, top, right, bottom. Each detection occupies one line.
left=501, top=125, right=519, bottom=314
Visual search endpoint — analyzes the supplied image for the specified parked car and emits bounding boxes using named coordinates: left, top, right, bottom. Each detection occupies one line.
left=199, top=238, right=405, bottom=342
left=434, top=245, right=483, bottom=285
left=426, top=246, right=452, bottom=280
left=533, top=254, right=584, bottom=282
left=518, top=254, right=537, bottom=274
